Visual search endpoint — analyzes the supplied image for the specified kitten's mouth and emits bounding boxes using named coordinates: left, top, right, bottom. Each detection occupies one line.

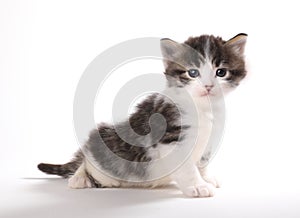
left=200, top=92, right=214, bottom=97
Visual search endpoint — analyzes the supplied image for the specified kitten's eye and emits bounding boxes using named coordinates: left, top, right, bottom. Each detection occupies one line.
left=216, top=68, right=227, bottom=77
left=187, top=69, right=200, bottom=78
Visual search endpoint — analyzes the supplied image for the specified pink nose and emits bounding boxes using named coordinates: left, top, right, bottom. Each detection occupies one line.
left=205, top=85, right=214, bottom=92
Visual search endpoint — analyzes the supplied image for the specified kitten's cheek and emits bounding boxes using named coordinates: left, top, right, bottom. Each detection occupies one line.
left=190, top=86, right=206, bottom=97
left=220, top=85, right=234, bottom=95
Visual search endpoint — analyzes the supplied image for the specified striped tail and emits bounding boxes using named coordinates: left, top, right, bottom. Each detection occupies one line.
left=37, top=150, right=84, bottom=178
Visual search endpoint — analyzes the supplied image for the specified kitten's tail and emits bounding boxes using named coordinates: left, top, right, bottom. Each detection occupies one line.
left=37, top=150, right=84, bottom=178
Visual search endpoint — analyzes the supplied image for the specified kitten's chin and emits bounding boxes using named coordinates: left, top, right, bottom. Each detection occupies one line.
left=200, top=92, right=213, bottom=97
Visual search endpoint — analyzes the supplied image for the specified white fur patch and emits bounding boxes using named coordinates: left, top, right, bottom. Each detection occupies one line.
left=68, top=164, right=92, bottom=189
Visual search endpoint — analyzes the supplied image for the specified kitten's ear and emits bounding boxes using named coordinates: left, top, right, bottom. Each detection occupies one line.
left=160, top=38, right=185, bottom=59
left=225, top=33, right=247, bottom=56
left=160, top=38, right=182, bottom=57
left=160, top=38, right=186, bottom=68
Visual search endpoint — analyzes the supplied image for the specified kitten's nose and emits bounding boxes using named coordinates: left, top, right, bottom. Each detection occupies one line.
left=205, top=85, right=214, bottom=92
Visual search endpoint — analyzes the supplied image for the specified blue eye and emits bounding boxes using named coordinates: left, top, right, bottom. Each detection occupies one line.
left=216, top=68, right=227, bottom=77
left=188, top=69, right=200, bottom=78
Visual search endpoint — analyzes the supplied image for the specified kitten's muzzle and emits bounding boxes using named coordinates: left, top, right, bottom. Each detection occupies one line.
left=205, top=85, right=214, bottom=92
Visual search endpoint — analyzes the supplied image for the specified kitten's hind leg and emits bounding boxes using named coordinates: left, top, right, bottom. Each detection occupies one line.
left=68, top=163, right=92, bottom=189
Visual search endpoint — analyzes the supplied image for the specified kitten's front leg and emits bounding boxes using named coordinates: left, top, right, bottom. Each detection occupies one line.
left=198, top=141, right=221, bottom=188
left=171, top=160, right=215, bottom=198
left=197, top=164, right=220, bottom=188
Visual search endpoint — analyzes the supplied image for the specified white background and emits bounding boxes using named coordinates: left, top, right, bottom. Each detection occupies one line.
left=1, top=0, right=300, bottom=217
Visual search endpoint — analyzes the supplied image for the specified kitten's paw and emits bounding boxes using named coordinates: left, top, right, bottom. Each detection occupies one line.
left=68, top=175, right=92, bottom=189
left=203, top=176, right=221, bottom=188
left=183, top=183, right=215, bottom=198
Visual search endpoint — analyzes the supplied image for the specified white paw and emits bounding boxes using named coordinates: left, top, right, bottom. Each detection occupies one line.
left=203, top=176, right=221, bottom=188
left=183, top=183, right=215, bottom=198
left=68, top=175, right=92, bottom=189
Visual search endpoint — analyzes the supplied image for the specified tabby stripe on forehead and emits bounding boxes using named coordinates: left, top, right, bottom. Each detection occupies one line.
left=212, top=56, right=222, bottom=67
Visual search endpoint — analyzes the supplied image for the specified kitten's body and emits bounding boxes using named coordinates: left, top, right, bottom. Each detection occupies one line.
left=38, top=34, right=247, bottom=197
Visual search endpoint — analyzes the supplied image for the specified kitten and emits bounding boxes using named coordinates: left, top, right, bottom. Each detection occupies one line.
left=38, top=33, right=247, bottom=197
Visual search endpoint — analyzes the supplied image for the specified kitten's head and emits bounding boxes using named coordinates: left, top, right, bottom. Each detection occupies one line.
left=160, top=34, right=247, bottom=98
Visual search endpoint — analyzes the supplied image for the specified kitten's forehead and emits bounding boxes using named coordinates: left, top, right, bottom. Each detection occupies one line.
left=177, top=44, right=205, bottom=69
left=184, top=35, right=225, bottom=67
